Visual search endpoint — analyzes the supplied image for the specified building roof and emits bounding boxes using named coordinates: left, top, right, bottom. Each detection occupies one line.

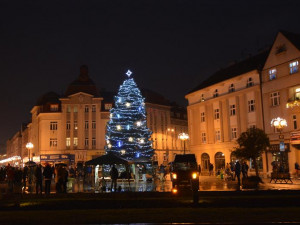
left=280, top=30, right=300, bottom=51
left=65, top=65, right=100, bottom=97
left=36, top=91, right=61, bottom=106
left=187, top=50, right=269, bottom=94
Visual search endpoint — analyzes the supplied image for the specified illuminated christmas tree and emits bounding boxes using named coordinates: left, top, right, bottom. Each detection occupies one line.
left=105, top=70, right=153, bottom=160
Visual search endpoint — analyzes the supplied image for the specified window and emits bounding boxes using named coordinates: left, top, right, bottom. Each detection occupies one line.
left=214, top=109, right=220, bottom=120
left=293, top=115, right=297, bottom=130
left=290, top=61, right=299, bottom=74
left=92, top=121, right=96, bottom=129
left=231, top=127, right=237, bottom=139
left=295, top=88, right=300, bottom=100
left=74, top=121, right=78, bottom=130
left=85, top=121, right=89, bottom=129
left=269, top=68, right=277, bottom=80
left=270, top=92, right=280, bottom=106
left=247, top=77, right=254, bottom=87
left=215, top=130, right=221, bottom=142
left=213, top=89, right=219, bottom=98
left=66, top=121, right=71, bottom=130
left=201, top=94, right=205, bottom=102
left=163, top=153, right=167, bottom=161
left=50, top=104, right=59, bottom=112
left=229, top=83, right=235, bottom=92
left=85, top=138, right=89, bottom=146
left=248, top=100, right=255, bottom=112
left=66, top=138, right=70, bottom=147
left=105, top=104, right=112, bottom=110
left=230, top=104, right=236, bottom=116
left=92, top=138, right=96, bottom=146
left=67, top=106, right=71, bottom=113
left=200, top=112, right=205, bottom=122
left=50, top=138, right=57, bottom=147
left=249, top=124, right=256, bottom=129
left=74, top=137, right=78, bottom=146
left=201, top=133, right=207, bottom=143
left=73, top=106, right=78, bottom=113
left=85, top=105, right=89, bottom=113
left=50, top=122, right=57, bottom=130
left=92, top=105, right=96, bottom=112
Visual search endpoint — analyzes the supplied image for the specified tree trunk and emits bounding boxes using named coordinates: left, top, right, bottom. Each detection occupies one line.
left=253, top=158, right=259, bottom=177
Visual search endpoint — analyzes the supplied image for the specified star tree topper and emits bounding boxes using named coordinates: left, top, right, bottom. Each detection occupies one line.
left=126, top=70, right=132, bottom=77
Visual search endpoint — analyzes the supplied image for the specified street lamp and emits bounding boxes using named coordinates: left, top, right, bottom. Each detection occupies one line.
left=178, top=132, right=189, bottom=155
left=26, top=142, right=34, bottom=162
left=271, top=117, right=287, bottom=170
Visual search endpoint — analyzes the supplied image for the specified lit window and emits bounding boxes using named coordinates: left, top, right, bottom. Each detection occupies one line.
left=229, top=83, right=235, bottom=93
left=214, top=109, right=220, bottom=120
left=66, top=138, right=70, bottom=147
left=66, top=121, right=71, bottom=130
left=213, top=89, right=219, bottom=98
left=230, top=104, right=236, bottom=116
left=269, top=69, right=277, bottom=80
left=85, top=138, right=89, bottom=147
left=290, top=61, right=299, bottom=74
left=50, top=104, right=59, bottom=112
left=73, top=106, right=78, bottom=113
left=92, top=138, right=96, bottom=146
left=248, top=100, right=255, bottom=112
left=296, top=88, right=300, bottom=100
left=85, top=105, right=89, bottom=113
left=201, top=133, right=206, bottom=143
left=67, top=106, right=71, bottom=113
left=270, top=92, right=280, bottom=106
left=200, top=112, right=205, bottom=122
left=92, top=105, right=96, bottom=112
left=247, top=77, right=254, bottom=87
left=50, top=122, right=58, bottom=130
left=215, top=130, right=221, bottom=142
left=85, top=121, right=89, bottom=129
left=74, top=137, right=78, bottom=146
left=231, top=127, right=237, bottom=139
left=293, top=115, right=297, bottom=130
left=201, top=94, right=205, bottom=102
left=50, top=138, right=57, bottom=147
left=105, top=104, right=112, bottom=110
left=74, top=121, right=78, bottom=130
left=92, top=121, right=96, bottom=129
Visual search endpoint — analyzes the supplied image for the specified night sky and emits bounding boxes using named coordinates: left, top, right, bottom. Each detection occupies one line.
left=1, top=0, right=300, bottom=153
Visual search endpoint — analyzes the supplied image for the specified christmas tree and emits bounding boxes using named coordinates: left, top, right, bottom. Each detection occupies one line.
left=105, top=70, right=153, bottom=161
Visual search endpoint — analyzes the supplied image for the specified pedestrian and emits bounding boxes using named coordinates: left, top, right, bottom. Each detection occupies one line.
left=14, top=168, right=23, bottom=193
left=235, top=161, right=241, bottom=190
left=198, top=164, right=201, bottom=175
left=43, top=163, right=53, bottom=195
left=242, top=162, right=249, bottom=178
left=6, top=164, right=14, bottom=193
left=35, top=164, right=43, bottom=194
left=62, top=167, right=68, bottom=193
left=110, top=165, right=118, bottom=192
left=159, top=164, right=165, bottom=182
left=22, top=166, right=28, bottom=193
left=295, top=162, right=299, bottom=178
left=141, top=165, right=147, bottom=182
left=209, top=163, right=214, bottom=176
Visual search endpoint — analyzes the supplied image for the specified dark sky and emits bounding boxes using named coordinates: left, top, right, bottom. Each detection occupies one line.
left=1, top=0, right=300, bottom=153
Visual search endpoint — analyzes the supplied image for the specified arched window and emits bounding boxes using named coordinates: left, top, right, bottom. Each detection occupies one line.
left=215, top=152, right=225, bottom=170
left=229, top=83, right=235, bottom=92
left=213, top=89, right=219, bottom=98
left=247, top=77, right=254, bottom=87
left=201, top=153, right=210, bottom=171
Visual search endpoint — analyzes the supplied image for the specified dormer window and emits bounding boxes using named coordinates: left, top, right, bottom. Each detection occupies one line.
left=290, top=61, right=299, bottom=74
left=50, top=104, right=59, bottom=112
left=213, top=89, right=219, bottom=98
left=269, top=68, right=277, bottom=80
left=201, top=94, right=205, bottom=102
left=229, top=83, right=235, bottom=93
left=246, top=77, right=254, bottom=87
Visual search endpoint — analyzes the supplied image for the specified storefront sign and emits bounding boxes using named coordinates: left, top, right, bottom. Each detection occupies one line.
left=269, top=143, right=290, bottom=152
left=40, top=154, right=75, bottom=162
left=290, top=131, right=300, bottom=144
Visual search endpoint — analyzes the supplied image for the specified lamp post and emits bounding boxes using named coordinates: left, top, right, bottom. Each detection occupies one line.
left=178, top=132, right=189, bottom=155
left=271, top=117, right=287, bottom=170
left=26, top=142, right=34, bottom=162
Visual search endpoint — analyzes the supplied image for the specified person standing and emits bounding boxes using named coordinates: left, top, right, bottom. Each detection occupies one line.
left=235, top=161, right=241, bottom=190
left=43, top=163, right=53, bottom=195
left=295, top=162, right=299, bottom=178
left=209, top=163, right=214, bottom=176
left=22, top=166, right=28, bottom=193
left=141, top=165, right=147, bottom=182
left=35, top=164, right=43, bottom=194
left=110, top=165, right=118, bottom=192
left=62, top=167, right=69, bottom=193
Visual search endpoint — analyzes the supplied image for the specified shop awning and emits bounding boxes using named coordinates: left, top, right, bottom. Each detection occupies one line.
left=85, top=153, right=129, bottom=165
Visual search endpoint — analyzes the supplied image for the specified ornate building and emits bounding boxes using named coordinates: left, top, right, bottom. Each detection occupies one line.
left=6, top=66, right=187, bottom=166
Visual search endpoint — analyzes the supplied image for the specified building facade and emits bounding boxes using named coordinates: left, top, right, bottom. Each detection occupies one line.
left=6, top=66, right=188, bottom=166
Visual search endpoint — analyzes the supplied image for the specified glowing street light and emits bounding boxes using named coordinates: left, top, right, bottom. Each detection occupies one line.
left=178, top=132, right=189, bottom=155
left=26, top=142, right=34, bottom=161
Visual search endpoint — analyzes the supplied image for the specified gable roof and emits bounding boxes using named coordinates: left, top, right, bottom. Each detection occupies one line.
left=187, top=50, right=269, bottom=94
left=280, top=30, right=300, bottom=51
